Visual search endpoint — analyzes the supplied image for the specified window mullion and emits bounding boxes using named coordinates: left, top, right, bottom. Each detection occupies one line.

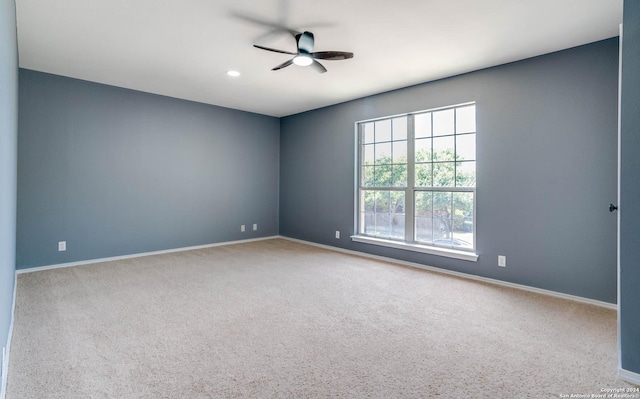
left=405, top=114, right=415, bottom=243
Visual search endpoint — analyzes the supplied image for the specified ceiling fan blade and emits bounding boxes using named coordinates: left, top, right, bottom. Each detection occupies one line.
left=254, top=29, right=298, bottom=47
left=311, top=51, right=354, bottom=60
left=272, top=59, right=294, bottom=71
left=297, top=31, right=315, bottom=54
left=253, top=45, right=297, bottom=56
left=310, top=59, right=327, bottom=73
left=230, top=12, right=301, bottom=37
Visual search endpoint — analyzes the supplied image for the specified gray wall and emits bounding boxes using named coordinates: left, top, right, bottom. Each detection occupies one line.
left=280, top=38, right=619, bottom=303
left=620, top=0, right=640, bottom=375
left=0, top=0, right=18, bottom=361
left=17, top=70, right=279, bottom=269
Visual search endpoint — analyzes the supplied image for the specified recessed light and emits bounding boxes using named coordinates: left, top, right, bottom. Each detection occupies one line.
left=227, top=70, right=240, bottom=77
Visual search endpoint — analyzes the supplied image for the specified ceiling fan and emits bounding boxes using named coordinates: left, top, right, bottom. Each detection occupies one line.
left=253, top=31, right=354, bottom=73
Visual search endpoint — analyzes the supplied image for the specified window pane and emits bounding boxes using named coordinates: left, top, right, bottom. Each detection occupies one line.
left=364, top=123, right=375, bottom=144
left=433, top=109, right=454, bottom=136
left=391, top=191, right=405, bottom=214
left=453, top=192, right=474, bottom=249
left=433, top=136, right=455, bottom=161
left=433, top=162, right=455, bottom=187
left=374, top=165, right=393, bottom=187
left=453, top=192, right=474, bottom=219
left=393, top=117, right=407, bottom=140
left=433, top=192, right=452, bottom=218
left=375, top=142, right=392, bottom=164
left=363, top=144, right=375, bottom=165
left=375, top=119, right=392, bottom=142
left=415, top=191, right=433, bottom=216
left=415, top=217, right=433, bottom=242
left=456, top=105, right=476, bottom=134
left=415, top=138, right=431, bottom=162
left=375, top=212, right=390, bottom=237
left=415, top=113, right=432, bottom=138
left=361, top=190, right=406, bottom=240
left=361, top=190, right=375, bottom=212
left=433, top=192, right=453, bottom=242
left=415, top=163, right=432, bottom=187
left=392, top=165, right=407, bottom=187
left=452, top=226, right=473, bottom=249
left=375, top=191, right=390, bottom=213
left=363, top=212, right=375, bottom=235
left=456, top=161, right=476, bottom=187
left=415, top=191, right=433, bottom=243
left=362, top=166, right=375, bottom=187
left=390, top=191, right=405, bottom=240
left=360, top=190, right=376, bottom=236
left=456, top=133, right=475, bottom=161
left=393, top=141, right=407, bottom=163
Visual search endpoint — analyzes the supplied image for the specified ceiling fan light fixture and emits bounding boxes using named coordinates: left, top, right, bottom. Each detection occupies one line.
left=293, top=55, right=313, bottom=67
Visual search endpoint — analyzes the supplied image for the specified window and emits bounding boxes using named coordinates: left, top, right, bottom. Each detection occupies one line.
left=354, top=103, right=477, bottom=261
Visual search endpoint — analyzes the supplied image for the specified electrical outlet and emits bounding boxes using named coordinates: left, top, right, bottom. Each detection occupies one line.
left=335, top=230, right=340, bottom=239
left=253, top=224, right=257, bottom=231
left=241, top=225, right=245, bottom=232
left=58, top=241, right=66, bottom=251
left=498, top=255, right=506, bottom=267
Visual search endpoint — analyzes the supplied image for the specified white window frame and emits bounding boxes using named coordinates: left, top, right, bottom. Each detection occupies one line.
left=352, top=102, right=478, bottom=262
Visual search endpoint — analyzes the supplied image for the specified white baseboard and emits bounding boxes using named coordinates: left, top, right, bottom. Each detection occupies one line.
left=17, top=236, right=280, bottom=274
left=618, top=368, right=640, bottom=386
left=1, top=274, right=17, bottom=399
left=278, top=236, right=617, bottom=310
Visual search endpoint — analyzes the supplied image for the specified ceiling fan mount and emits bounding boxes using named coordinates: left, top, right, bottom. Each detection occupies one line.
left=253, top=31, right=354, bottom=73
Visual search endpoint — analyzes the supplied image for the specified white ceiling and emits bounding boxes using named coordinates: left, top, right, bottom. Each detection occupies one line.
left=15, top=0, right=622, bottom=117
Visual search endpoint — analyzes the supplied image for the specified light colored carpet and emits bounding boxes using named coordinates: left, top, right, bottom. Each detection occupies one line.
left=7, top=239, right=635, bottom=398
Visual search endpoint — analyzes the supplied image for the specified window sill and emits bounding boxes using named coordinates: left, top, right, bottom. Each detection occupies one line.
left=351, top=235, right=479, bottom=262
